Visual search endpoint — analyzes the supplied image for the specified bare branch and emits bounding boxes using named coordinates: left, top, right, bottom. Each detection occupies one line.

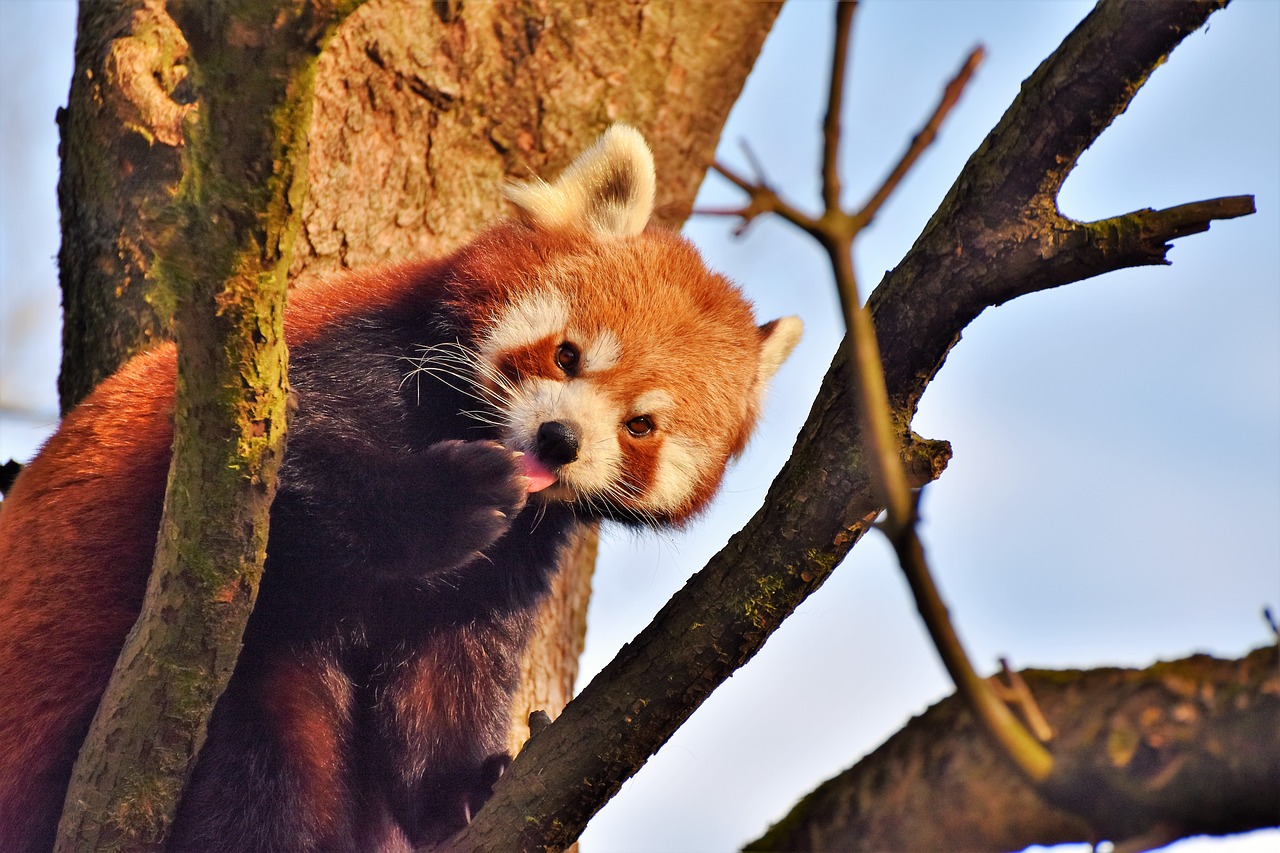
left=853, top=46, right=985, bottom=228
left=821, top=1, right=857, bottom=213
left=869, top=0, right=1246, bottom=418
left=995, top=657, right=1056, bottom=743
left=748, top=647, right=1280, bottom=852
left=890, top=525, right=1054, bottom=781
left=745, top=0, right=1052, bottom=789
left=450, top=0, right=1255, bottom=848
left=708, top=161, right=822, bottom=236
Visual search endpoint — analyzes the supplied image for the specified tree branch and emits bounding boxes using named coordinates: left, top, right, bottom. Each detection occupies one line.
left=870, top=0, right=1244, bottom=417
left=708, top=159, right=821, bottom=236
left=718, top=0, right=1055, bottom=788
left=747, top=646, right=1280, bottom=852
left=450, top=0, right=1256, bottom=848
left=820, top=1, right=855, bottom=215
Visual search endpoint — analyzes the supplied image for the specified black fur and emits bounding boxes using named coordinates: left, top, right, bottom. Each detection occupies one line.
left=168, top=289, right=581, bottom=850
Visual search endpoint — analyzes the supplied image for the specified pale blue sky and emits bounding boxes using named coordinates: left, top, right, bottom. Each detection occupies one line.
left=2, top=2, right=1277, bottom=851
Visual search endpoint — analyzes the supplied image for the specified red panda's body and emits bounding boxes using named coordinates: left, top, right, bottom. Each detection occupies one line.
left=0, top=127, right=801, bottom=851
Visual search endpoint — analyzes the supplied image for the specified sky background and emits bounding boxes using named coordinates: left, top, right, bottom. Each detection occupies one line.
left=2, top=2, right=1277, bottom=852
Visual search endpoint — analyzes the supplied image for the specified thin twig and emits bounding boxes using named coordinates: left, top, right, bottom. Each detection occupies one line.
left=996, top=657, right=1056, bottom=742
left=854, top=46, right=985, bottom=228
left=891, top=526, right=1054, bottom=780
left=822, top=1, right=857, bottom=214
left=739, top=139, right=771, bottom=188
left=703, top=1, right=1054, bottom=786
left=708, top=161, right=821, bottom=235
left=810, top=4, right=1052, bottom=780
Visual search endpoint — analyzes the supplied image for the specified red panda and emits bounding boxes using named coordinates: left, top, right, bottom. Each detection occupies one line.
left=0, top=126, right=801, bottom=851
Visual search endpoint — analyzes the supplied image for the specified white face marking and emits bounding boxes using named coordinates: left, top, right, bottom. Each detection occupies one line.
left=632, top=389, right=673, bottom=417
left=643, top=435, right=705, bottom=513
left=502, top=377, right=623, bottom=497
left=581, top=328, right=621, bottom=372
left=481, top=290, right=569, bottom=358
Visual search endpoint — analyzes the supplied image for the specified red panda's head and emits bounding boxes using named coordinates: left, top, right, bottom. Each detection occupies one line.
left=434, top=126, right=802, bottom=526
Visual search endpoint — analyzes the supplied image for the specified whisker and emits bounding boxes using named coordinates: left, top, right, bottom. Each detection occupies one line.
left=401, top=341, right=513, bottom=429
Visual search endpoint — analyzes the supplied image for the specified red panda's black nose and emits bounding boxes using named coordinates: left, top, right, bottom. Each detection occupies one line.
left=536, top=421, right=580, bottom=467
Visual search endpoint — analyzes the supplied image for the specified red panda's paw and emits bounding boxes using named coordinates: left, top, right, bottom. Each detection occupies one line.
left=424, top=440, right=529, bottom=564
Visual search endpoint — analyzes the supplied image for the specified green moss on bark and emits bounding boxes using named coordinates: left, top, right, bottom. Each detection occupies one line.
left=54, top=4, right=366, bottom=851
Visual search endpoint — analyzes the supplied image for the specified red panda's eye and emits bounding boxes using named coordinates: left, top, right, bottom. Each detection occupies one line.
left=555, top=342, right=580, bottom=375
left=625, top=416, right=654, bottom=437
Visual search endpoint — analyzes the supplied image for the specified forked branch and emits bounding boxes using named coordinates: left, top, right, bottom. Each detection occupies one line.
left=451, top=0, right=1256, bottom=849
left=712, top=0, right=1056, bottom=786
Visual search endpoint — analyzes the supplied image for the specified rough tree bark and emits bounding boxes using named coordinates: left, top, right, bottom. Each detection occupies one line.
left=452, top=0, right=1268, bottom=849
left=55, top=2, right=364, bottom=849
left=51, top=0, right=781, bottom=844
left=295, top=0, right=784, bottom=749
left=56, top=0, right=191, bottom=413
left=749, top=646, right=1280, bottom=851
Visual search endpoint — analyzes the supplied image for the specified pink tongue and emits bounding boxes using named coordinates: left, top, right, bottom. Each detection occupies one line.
left=519, top=453, right=558, bottom=493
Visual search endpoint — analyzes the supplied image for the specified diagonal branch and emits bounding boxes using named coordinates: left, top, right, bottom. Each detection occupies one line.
left=449, top=0, right=1255, bottom=849
left=872, top=0, right=1245, bottom=417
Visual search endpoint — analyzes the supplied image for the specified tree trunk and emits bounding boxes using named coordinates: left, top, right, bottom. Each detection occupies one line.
left=56, top=0, right=190, bottom=412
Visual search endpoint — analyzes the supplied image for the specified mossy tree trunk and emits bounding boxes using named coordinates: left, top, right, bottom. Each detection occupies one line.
left=56, top=0, right=190, bottom=413
left=52, top=0, right=781, bottom=847
left=55, top=2, right=364, bottom=849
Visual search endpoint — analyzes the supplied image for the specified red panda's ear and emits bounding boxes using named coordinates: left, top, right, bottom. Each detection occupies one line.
left=756, top=316, right=803, bottom=389
left=731, top=315, right=804, bottom=459
left=503, top=124, right=656, bottom=238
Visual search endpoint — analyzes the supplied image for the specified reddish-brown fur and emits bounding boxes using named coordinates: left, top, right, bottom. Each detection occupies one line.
left=0, top=219, right=788, bottom=850
left=0, top=260, right=454, bottom=848
left=0, top=348, right=175, bottom=848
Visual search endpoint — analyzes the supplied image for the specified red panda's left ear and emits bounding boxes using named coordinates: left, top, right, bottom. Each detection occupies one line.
left=731, top=315, right=804, bottom=459
left=756, top=316, right=803, bottom=389
left=503, top=124, right=656, bottom=238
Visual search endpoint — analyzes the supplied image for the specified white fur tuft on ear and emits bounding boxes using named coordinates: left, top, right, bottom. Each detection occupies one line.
left=503, top=124, right=657, bottom=238
left=756, top=316, right=803, bottom=389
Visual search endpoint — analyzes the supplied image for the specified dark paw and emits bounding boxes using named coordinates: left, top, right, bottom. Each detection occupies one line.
left=426, top=441, right=528, bottom=563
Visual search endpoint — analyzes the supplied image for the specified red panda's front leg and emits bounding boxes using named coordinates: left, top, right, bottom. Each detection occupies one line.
left=271, top=436, right=531, bottom=578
